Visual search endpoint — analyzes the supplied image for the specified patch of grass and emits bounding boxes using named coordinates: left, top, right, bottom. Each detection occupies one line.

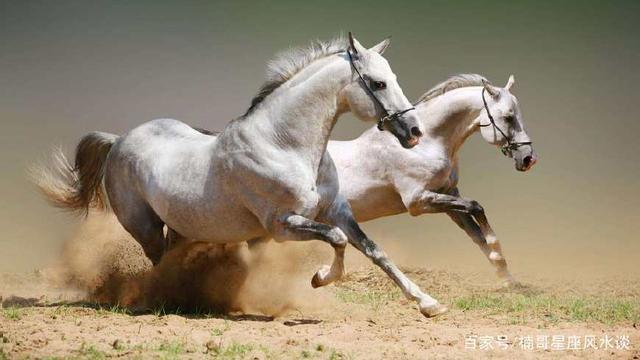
left=335, top=289, right=401, bottom=310
left=1, top=307, right=22, bottom=321
left=153, top=304, right=168, bottom=317
left=454, top=293, right=640, bottom=325
left=49, top=304, right=74, bottom=319
left=0, top=348, right=8, bottom=360
left=157, top=341, right=185, bottom=359
left=328, top=348, right=353, bottom=360
left=96, top=303, right=131, bottom=317
left=211, top=320, right=231, bottom=336
left=108, top=304, right=131, bottom=315
left=78, top=344, right=107, bottom=360
left=211, top=342, right=254, bottom=359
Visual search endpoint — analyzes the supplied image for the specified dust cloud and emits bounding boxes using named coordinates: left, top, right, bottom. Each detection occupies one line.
left=47, top=212, right=332, bottom=316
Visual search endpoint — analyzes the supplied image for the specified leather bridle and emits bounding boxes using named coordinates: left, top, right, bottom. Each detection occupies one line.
left=347, top=50, right=415, bottom=131
left=480, top=87, right=532, bottom=157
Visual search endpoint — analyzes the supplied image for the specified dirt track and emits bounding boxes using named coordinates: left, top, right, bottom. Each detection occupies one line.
left=1, top=265, right=639, bottom=359
left=0, top=214, right=636, bottom=359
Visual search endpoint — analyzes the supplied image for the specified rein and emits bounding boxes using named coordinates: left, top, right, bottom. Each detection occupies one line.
left=347, top=50, right=415, bottom=131
left=480, top=87, right=532, bottom=157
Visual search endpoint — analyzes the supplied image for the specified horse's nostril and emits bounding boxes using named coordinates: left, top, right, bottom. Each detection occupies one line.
left=410, top=126, right=422, bottom=138
left=523, top=155, right=533, bottom=167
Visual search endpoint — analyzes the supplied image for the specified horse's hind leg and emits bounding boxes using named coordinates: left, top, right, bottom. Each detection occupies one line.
left=112, top=200, right=166, bottom=265
left=166, top=227, right=190, bottom=250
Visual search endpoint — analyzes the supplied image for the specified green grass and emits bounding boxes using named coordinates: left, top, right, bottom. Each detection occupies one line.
left=96, top=303, right=131, bottom=317
left=152, top=303, right=171, bottom=317
left=1, top=307, right=22, bottom=321
left=211, top=342, right=254, bottom=359
left=78, top=344, right=107, bottom=360
left=335, top=289, right=401, bottom=311
left=328, top=349, right=350, bottom=360
left=211, top=320, right=231, bottom=336
left=0, top=348, right=8, bottom=360
left=454, top=293, right=640, bottom=325
left=157, top=341, right=185, bottom=359
left=49, top=304, right=74, bottom=319
left=308, top=344, right=354, bottom=360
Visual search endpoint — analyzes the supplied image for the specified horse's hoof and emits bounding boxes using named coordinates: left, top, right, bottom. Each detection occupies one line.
left=311, top=265, right=331, bottom=288
left=420, top=303, right=448, bottom=318
left=500, top=276, right=520, bottom=289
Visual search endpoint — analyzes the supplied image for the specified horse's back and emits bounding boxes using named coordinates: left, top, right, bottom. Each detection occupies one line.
left=124, top=118, right=215, bottom=146
left=106, top=119, right=216, bottom=214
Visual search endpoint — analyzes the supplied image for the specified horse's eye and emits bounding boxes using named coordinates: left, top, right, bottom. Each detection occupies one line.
left=371, top=80, right=387, bottom=90
left=504, top=115, right=515, bottom=122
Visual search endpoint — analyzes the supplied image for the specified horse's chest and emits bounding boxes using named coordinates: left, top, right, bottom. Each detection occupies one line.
left=238, top=156, right=331, bottom=216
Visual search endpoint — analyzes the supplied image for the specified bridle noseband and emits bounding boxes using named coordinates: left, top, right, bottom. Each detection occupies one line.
left=346, top=50, right=415, bottom=131
left=480, top=87, right=532, bottom=157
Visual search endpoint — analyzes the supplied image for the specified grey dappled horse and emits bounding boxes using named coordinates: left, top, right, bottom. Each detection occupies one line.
left=36, top=35, right=455, bottom=317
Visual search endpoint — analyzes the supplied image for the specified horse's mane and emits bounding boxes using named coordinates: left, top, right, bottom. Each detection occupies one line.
left=243, top=36, right=348, bottom=116
left=416, top=74, right=488, bottom=104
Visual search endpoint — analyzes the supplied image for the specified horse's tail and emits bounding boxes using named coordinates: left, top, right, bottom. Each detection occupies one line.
left=32, top=131, right=119, bottom=216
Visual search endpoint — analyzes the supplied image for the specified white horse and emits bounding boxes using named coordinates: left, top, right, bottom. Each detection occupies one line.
left=36, top=34, right=452, bottom=317
left=191, top=74, right=536, bottom=316
left=329, top=74, right=536, bottom=294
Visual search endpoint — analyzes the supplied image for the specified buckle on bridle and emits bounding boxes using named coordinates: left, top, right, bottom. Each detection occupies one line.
left=500, top=145, right=512, bottom=157
left=500, top=141, right=532, bottom=157
left=377, top=114, right=391, bottom=130
left=377, top=107, right=415, bottom=131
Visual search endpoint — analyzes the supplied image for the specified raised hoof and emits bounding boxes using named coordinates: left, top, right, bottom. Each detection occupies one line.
left=311, top=265, right=331, bottom=288
left=420, top=303, right=449, bottom=318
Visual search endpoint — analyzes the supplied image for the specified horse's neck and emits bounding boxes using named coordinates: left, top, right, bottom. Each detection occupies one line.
left=244, top=55, right=350, bottom=165
left=419, top=86, right=485, bottom=157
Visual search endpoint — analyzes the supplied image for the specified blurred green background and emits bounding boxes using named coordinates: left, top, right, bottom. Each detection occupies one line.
left=1, top=1, right=638, bottom=279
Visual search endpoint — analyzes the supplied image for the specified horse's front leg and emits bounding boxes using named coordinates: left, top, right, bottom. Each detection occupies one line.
left=403, top=188, right=515, bottom=286
left=274, top=213, right=347, bottom=287
left=319, top=196, right=448, bottom=318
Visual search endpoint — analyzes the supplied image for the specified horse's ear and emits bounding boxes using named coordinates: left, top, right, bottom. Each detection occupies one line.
left=348, top=32, right=366, bottom=57
left=505, top=74, right=515, bottom=91
left=482, top=79, right=500, bottom=97
left=369, top=37, right=391, bottom=55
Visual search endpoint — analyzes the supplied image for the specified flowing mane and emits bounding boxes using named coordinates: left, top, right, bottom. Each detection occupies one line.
left=243, top=36, right=348, bottom=116
left=416, top=74, right=488, bottom=104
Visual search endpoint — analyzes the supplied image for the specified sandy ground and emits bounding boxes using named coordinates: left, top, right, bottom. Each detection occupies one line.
left=1, top=266, right=639, bottom=359
left=0, top=214, right=638, bottom=359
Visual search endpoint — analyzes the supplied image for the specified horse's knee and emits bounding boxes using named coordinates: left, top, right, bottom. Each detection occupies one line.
left=469, top=200, right=484, bottom=215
